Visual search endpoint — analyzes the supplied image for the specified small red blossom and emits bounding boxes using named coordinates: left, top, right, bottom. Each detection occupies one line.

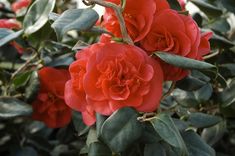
left=11, top=0, right=31, bottom=13
left=65, top=43, right=163, bottom=125
left=32, top=67, right=72, bottom=128
left=0, top=19, right=21, bottom=29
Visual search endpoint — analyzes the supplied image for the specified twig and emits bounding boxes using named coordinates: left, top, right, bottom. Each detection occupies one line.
left=11, top=53, right=38, bottom=79
left=82, top=0, right=133, bottom=45
left=203, top=50, right=220, bottom=60
left=161, top=81, right=176, bottom=101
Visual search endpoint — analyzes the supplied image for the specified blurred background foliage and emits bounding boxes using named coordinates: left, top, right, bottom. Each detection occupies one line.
left=0, top=0, right=235, bottom=155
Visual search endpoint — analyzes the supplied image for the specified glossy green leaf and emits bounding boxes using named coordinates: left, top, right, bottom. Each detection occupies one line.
left=72, top=111, right=89, bottom=136
left=96, top=113, right=107, bottom=139
left=51, top=8, right=99, bottom=40
left=201, top=121, right=226, bottom=146
left=46, top=53, right=74, bottom=67
left=182, top=130, right=215, bottom=156
left=190, top=0, right=222, bottom=17
left=219, top=64, right=235, bottom=78
left=218, top=79, right=235, bottom=107
left=23, top=0, right=56, bottom=35
left=173, top=89, right=199, bottom=108
left=0, top=29, right=23, bottom=46
left=221, top=0, right=235, bottom=14
left=13, top=71, right=32, bottom=88
left=144, top=143, right=166, bottom=156
left=210, top=33, right=234, bottom=48
left=100, top=107, right=142, bottom=152
left=176, top=75, right=207, bottom=91
left=0, top=97, right=32, bottom=118
left=25, top=71, right=40, bottom=102
left=167, top=0, right=182, bottom=11
left=154, top=52, right=215, bottom=70
left=150, top=113, right=188, bottom=156
left=188, top=112, right=222, bottom=128
left=88, top=142, right=112, bottom=156
left=86, top=128, right=98, bottom=147
left=209, top=18, right=231, bottom=33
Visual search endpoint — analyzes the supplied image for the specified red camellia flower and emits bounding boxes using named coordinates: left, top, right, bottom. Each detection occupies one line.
left=65, top=43, right=163, bottom=125
left=32, top=67, right=72, bottom=128
left=140, top=9, right=211, bottom=81
left=101, top=0, right=169, bottom=42
left=11, top=0, right=31, bottom=13
left=0, top=19, right=21, bottom=29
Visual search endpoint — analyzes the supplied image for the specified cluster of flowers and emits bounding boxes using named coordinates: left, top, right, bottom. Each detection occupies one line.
left=0, top=0, right=31, bottom=54
left=7, top=0, right=212, bottom=128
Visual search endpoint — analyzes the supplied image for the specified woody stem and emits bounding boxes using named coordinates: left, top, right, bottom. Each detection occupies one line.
left=82, top=0, right=133, bottom=45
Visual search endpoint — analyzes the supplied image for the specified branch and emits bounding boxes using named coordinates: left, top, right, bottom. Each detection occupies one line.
left=11, top=53, right=38, bottom=79
left=161, top=81, right=176, bottom=101
left=82, top=0, right=133, bottom=45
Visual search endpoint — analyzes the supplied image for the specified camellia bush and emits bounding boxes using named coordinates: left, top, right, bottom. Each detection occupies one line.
left=0, top=0, right=235, bottom=155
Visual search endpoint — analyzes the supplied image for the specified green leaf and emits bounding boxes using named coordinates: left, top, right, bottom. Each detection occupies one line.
left=144, top=143, right=166, bottom=156
left=173, top=89, right=199, bottom=108
left=167, top=0, right=182, bottom=11
left=176, top=75, right=207, bottom=91
left=46, top=53, right=74, bottom=67
left=187, top=112, right=222, bottom=128
left=96, top=113, right=107, bottom=139
left=218, top=79, right=235, bottom=108
left=13, top=71, right=32, bottom=88
left=190, top=0, right=222, bottom=17
left=0, top=97, right=32, bottom=118
left=150, top=113, right=188, bottom=156
left=23, top=0, right=56, bottom=35
left=219, top=64, right=235, bottom=78
left=220, top=0, right=235, bottom=14
left=210, top=33, right=234, bottom=48
left=86, top=128, right=98, bottom=147
left=209, top=18, right=231, bottom=33
left=100, top=107, right=142, bottom=152
left=182, top=130, right=215, bottom=156
left=51, top=8, right=99, bottom=40
left=154, top=52, right=215, bottom=70
left=72, top=111, right=89, bottom=136
left=25, top=71, right=40, bottom=102
left=0, top=29, right=23, bottom=46
left=0, top=28, right=13, bottom=39
left=88, top=142, right=112, bottom=156
left=201, top=121, right=226, bottom=146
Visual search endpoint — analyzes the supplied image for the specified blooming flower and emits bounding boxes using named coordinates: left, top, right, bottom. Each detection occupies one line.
left=101, top=0, right=169, bottom=42
left=140, top=9, right=211, bottom=81
left=65, top=43, right=163, bottom=125
left=32, top=67, right=72, bottom=128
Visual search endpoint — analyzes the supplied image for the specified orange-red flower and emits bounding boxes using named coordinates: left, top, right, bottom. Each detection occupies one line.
left=140, top=9, right=211, bottom=81
left=101, top=0, right=169, bottom=42
left=11, top=0, right=31, bottom=13
left=65, top=43, right=163, bottom=125
left=32, top=67, right=72, bottom=128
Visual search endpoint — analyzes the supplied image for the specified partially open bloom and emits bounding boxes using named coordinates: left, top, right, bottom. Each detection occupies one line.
left=11, top=0, right=31, bottom=13
left=101, top=0, right=169, bottom=42
left=0, top=19, right=21, bottom=29
left=140, top=9, right=211, bottom=81
left=32, top=67, right=72, bottom=128
left=65, top=43, right=163, bottom=125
